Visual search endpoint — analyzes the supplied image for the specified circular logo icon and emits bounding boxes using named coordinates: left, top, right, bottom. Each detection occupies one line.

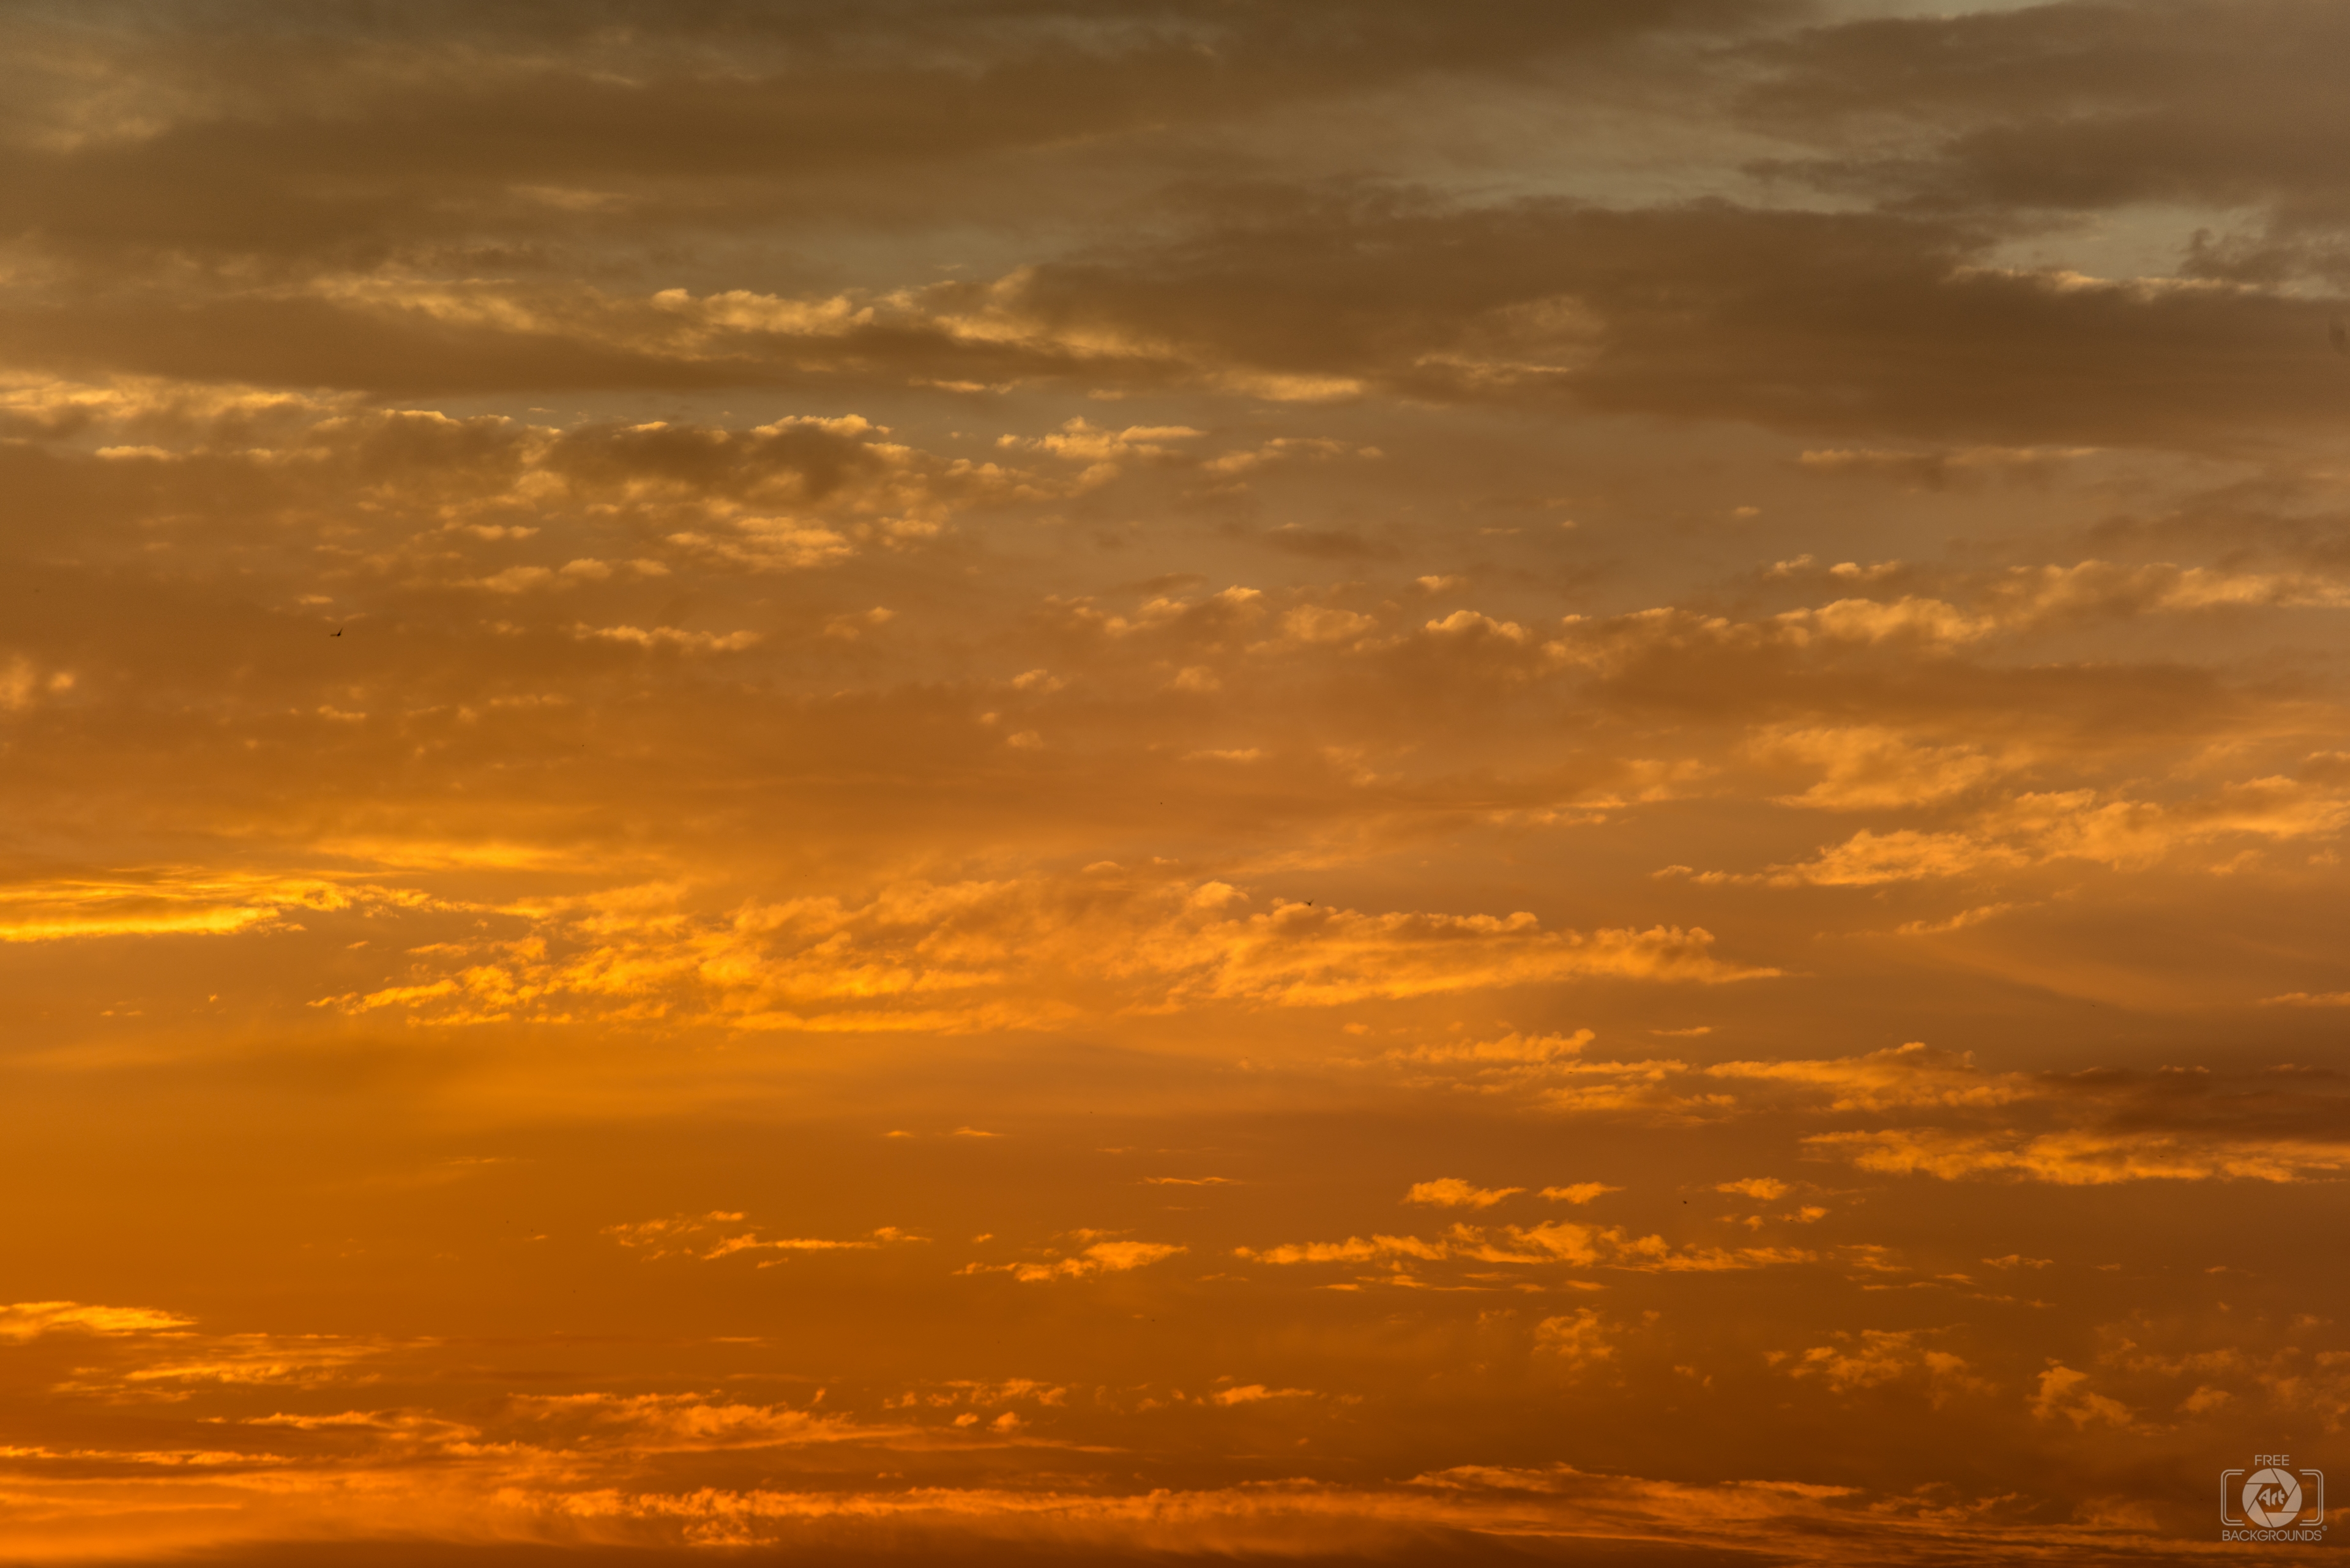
left=2244, top=1468, right=2304, bottom=1528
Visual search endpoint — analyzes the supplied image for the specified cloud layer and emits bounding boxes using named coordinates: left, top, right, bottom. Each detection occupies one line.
left=3, top=2, right=2346, bottom=1564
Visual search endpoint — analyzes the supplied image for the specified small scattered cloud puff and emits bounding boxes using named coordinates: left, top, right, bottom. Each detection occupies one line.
left=1772, top=1331, right=1988, bottom=1404
left=0, top=656, right=75, bottom=712
left=575, top=623, right=763, bottom=653
left=1393, top=1031, right=1594, bottom=1065
left=1716, top=1178, right=1789, bottom=1201
left=605, top=1213, right=920, bottom=1264
left=970, top=1241, right=1185, bottom=1284
left=1539, top=1183, right=1621, bottom=1205
left=2029, top=1366, right=2141, bottom=1432
left=1405, top=1178, right=1524, bottom=1209
left=1532, top=1309, right=1613, bottom=1370
left=1210, top=1384, right=1313, bottom=1406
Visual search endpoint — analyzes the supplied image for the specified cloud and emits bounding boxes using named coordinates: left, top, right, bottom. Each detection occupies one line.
left=1808, top=1127, right=2350, bottom=1186
left=1234, top=1234, right=1447, bottom=1267
left=509, top=1392, right=889, bottom=1452
left=0, top=1302, right=194, bottom=1341
left=1532, top=1309, right=1613, bottom=1370
left=1393, top=1031, right=1595, bottom=1065
left=483, top=1463, right=2122, bottom=1559
left=1772, top=1331, right=1988, bottom=1402
left=1740, top=0, right=2350, bottom=248
left=7, top=9, right=2350, bottom=1564
left=967, top=1241, right=1185, bottom=1283
left=79, top=1335, right=389, bottom=1392
left=1706, top=1043, right=2032, bottom=1112
left=1539, top=1184, right=1621, bottom=1205
left=1236, top=1221, right=1812, bottom=1277
left=1750, top=725, right=2018, bottom=812
left=604, top=1214, right=920, bottom=1263
left=575, top=623, right=763, bottom=653
left=1404, top=1178, right=1523, bottom=1209
left=2029, top=1366, right=2139, bottom=1432
left=305, top=872, right=1775, bottom=1033
left=1741, top=777, right=2350, bottom=887
left=1715, top=1178, right=1789, bottom=1201
left=1210, top=1384, right=1313, bottom=1406
left=0, top=870, right=366, bottom=943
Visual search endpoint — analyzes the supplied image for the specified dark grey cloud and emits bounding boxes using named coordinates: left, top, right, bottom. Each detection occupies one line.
left=1739, top=0, right=2350, bottom=255
left=0, top=0, right=1781, bottom=263
left=1020, top=193, right=2350, bottom=449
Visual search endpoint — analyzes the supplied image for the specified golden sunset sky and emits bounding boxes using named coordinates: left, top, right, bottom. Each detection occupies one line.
left=4, top=2, right=2349, bottom=1563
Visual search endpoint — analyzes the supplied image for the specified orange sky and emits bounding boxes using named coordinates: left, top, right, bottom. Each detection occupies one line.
left=4, top=3, right=2349, bottom=1563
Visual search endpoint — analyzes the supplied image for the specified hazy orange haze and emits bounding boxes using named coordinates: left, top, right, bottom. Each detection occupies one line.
left=4, top=3, right=2349, bottom=1564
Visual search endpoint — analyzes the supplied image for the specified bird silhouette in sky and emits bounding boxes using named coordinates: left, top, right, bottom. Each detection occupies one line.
left=330, top=628, right=343, bottom=637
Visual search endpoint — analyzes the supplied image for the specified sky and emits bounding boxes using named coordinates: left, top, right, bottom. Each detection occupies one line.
left=3, top=2, right=2349, bottom=1563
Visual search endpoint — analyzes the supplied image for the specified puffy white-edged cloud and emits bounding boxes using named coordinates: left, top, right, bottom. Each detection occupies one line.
left=997, top=417, right=1205, bottom=487
left=0, top=395, right=977, bottom=602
